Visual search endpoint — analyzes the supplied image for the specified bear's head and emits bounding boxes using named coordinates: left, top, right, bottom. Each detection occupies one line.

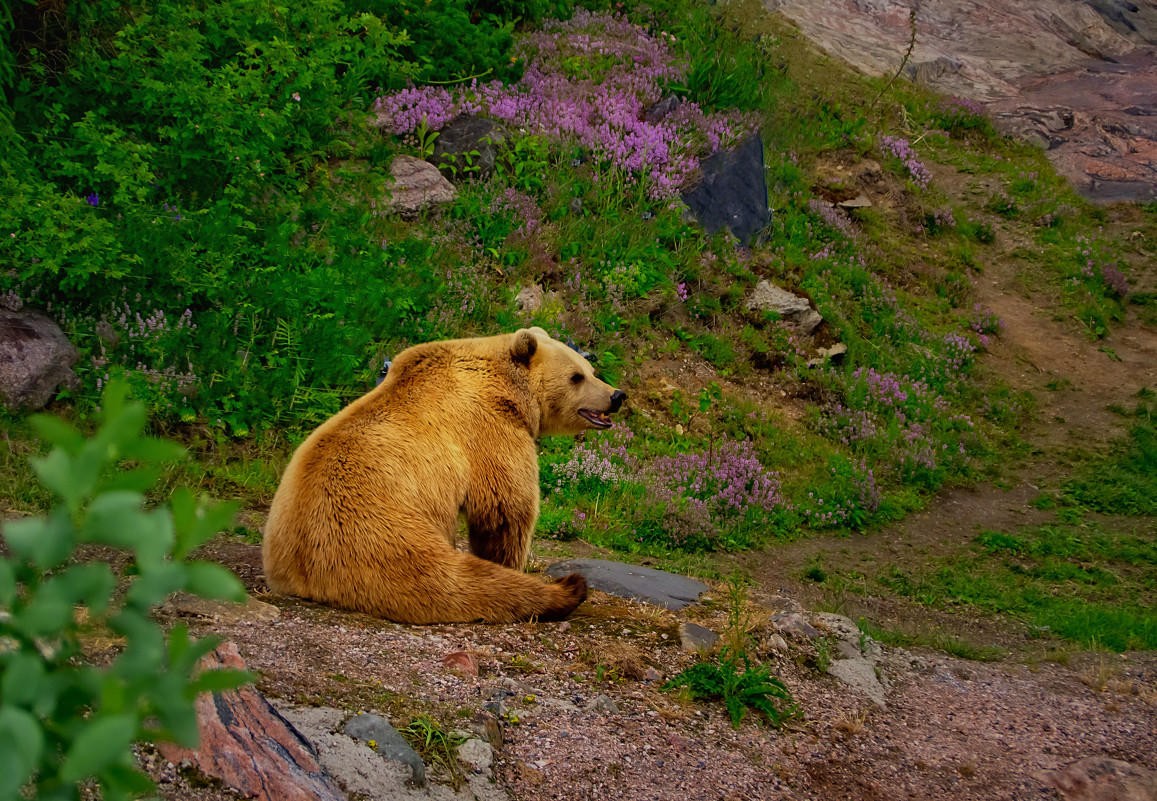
left=511, top=327, right=626, bottom=437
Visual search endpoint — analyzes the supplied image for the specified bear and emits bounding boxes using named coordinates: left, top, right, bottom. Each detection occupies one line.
left=262, top=327, right=626, bottom=624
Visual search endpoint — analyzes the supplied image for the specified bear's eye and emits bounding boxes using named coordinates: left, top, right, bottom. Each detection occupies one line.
left=571, top=373, right=584, bottom=384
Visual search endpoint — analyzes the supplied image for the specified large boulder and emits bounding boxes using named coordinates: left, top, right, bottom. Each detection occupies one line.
left=680, top=134, right=771, bottom=245
left=764, top=0, right=1157, bottom=202
left=0, top=308, right=80, bottom=412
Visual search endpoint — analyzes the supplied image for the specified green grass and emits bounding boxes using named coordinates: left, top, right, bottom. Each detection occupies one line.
left=866, top=522, right=1157, bottom=651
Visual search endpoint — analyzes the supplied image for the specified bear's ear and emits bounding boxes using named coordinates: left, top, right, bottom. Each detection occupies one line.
left=511, top=329, right=538, bottom=366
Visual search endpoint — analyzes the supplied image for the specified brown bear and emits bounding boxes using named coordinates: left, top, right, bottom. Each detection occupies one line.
left=262, top=327, right=625, bottom=624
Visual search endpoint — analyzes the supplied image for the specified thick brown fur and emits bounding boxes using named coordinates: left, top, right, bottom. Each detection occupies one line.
left=262, top=328, right=623, bottom=624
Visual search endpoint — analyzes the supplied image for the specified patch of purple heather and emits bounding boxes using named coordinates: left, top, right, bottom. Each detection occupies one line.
left=879, top=135, right=932, bottom=190
left=372, top=10, right=756, bottom=199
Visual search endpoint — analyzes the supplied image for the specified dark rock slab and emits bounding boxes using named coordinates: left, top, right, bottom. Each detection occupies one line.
left=158, top=642, right=345, bottom=801
left=0, top=308, right=80, bottom=412
left=680, top=134, right=771, bottom=245
left=431, top=114, right=508, bottom=180
left=342, top=713, right=427, bottom=788
left=544, top=559, right=709, bottom=610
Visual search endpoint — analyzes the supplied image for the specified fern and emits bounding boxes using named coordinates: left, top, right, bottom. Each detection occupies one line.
left=665, top=649, right=797, bottom=729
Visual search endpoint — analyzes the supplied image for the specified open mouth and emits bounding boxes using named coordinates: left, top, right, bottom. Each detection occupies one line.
left=578, top=408, right=613, bottom=429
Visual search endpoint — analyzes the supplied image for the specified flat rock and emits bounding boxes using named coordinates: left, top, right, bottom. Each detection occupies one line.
left=769, top=611, right=821, bottom=639
left=158, top=642, right=345, bottom=801
left=543, top=559, right=709, bottom=610
left=159, top=592, right=281, bottom=624
left=680, top=133, right=771, bottom=245
left=745, top=281, right=823, bottom=335
left=827, top=656, right=887, bottom=708
left=0, top=308, right=80, bottom=412
left=679, top=622, right=719, bottom=653
left=1037, top=756, right=1157, bottom=801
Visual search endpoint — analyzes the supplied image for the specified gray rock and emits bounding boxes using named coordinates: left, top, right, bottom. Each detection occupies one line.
left=827, top=657, right=887, bottom=708
left=543, top=559, right=709, bottom=610
left=457, top=739, right=494, bottom=774
left=679, top=622, right=719, bottom=653
left=515, top=284, right=544, bottom=313
left=586, top=694, right=619, bottom=715
left=837, top=194, right=872, bottom=208
left=431, top=115, right=508, bottom=180
left=1037, top=756, right=1157, bottom=801
left=770, top=611, right=821, bottom=639
left=384, top=155, right=457, bottom=218
left=0, top=308, right=80, bottom=412
left=766, top=633, right=789, bottom=652
left=643, top=94, right=681, bottom=123
left=343, top=712, right=427, bottom=788
left=745, top=281, right=823, bottom=335
left=680, top=133, right=771, bottom=245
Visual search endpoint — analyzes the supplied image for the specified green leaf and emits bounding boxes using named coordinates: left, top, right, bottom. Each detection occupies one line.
left=0, top=559, right=15, bottom=607
left=120, top=436, right=186, bottom=464
left=124, top=562, right=186, bottom=609
left=30, top=449, right=80, bottom=505
left=171, top=491, right=240, bottom=560
left=3, top=510, right=73, bottom=570
left=14, top=590, right=72, bottom=639
left=59, top=713, right=138, bottom=782
left=0, top=707, right=45, bottom=796
left=101, top=762, right=156, bottom=796
left=184, top=562, right=245, bottom=602
left=93, top=400, right=147, bottom=458
left=53, top=563, right=117, bottom=616
left=1, top=652, right=47, bottom=706
left=97, top=467, right=162, bottom=495
left=29, top=414, right=85, bottom=452
left=188, top=668, right=251, bottom=696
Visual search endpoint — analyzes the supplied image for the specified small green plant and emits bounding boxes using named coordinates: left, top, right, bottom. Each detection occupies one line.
left=400, top=715, right=468, bottom=788
left=0, top=381, right=249, bottom=800
left=664, top=577, right=796, bottom=728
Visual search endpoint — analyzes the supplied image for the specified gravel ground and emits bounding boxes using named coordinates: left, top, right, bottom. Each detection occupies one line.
left=153, top=554, right=1157, bottom=801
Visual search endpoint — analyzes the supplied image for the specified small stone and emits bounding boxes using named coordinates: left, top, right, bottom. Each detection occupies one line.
left=586, top=694, right=619, bottom=715
left=679, top=622, right=719, bottom=653
left=770, top=612, right=821, bottom=639
left=467, top=711, right=504, bottom=750
left=837, top=194, right=872, bottom=208
left=744, top=281, right=823, bottom=335
left=159, top=593, right=280, bottom=624
left=570, top=197, right=583, bottom=215
left=442, top=651, right=479, bottom=676
left=515, top=285, right=545, bottom=313
left=643, top=667, right=662, bottom=682
left=343, top=713, right=428, bottom=788
left=767, top=633, right=789, bottom=652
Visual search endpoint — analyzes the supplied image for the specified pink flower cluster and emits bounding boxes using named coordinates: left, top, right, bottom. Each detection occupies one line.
left=879, top=135, right=932, bottom=189
left=372, top=11, right=757, bottom=199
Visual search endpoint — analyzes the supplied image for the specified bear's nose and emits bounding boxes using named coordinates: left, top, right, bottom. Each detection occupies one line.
left=609, top=389, right=626, bottom=413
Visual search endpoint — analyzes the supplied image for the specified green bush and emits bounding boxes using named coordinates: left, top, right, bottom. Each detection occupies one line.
left=0, top=381, right=249, bottom=800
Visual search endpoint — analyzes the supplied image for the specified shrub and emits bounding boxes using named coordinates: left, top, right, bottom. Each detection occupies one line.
left=0, top=381, right=249, bottom=799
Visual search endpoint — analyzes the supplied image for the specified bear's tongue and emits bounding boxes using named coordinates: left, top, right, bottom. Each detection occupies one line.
left=579, top=408, right=612, bottom=428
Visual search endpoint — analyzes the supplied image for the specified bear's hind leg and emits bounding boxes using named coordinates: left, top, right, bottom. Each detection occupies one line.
left=465, top=495, right=537, bottom=570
